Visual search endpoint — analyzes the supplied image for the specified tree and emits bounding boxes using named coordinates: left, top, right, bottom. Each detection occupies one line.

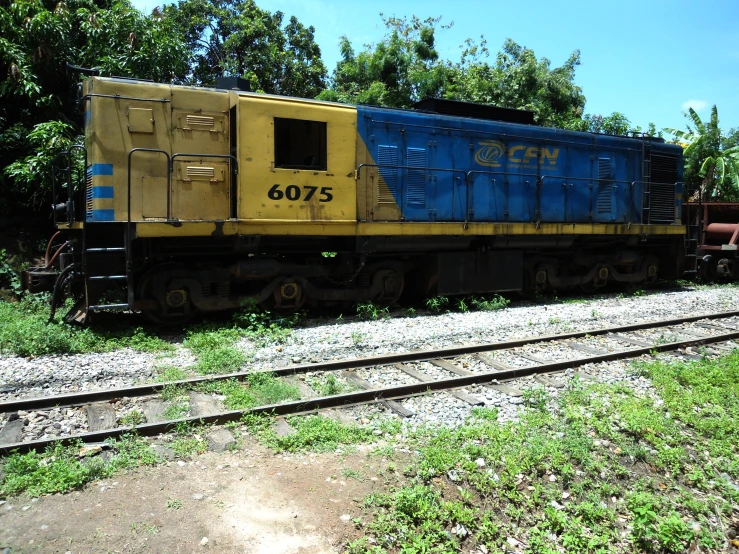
left=665, top=106, right=739, bottom=200
left=321, top=18, right=586, bottom=129
left=162, top=0, right=327, bottom=97
left=567, top=112, right=661, bottom=138
left=0, top=0, right=189, bottom=213
left=318, top=15, right=451, bottom=107
left=446, top=38, right=586, bottom=128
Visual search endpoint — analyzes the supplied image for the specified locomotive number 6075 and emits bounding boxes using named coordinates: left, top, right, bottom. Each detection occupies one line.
left=268, top=184, right=333, bottom=202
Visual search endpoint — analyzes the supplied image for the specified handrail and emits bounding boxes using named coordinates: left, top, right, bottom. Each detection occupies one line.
left=68, top=145, right=87, bottom=225
left=355, top=163, right=467, bottom=180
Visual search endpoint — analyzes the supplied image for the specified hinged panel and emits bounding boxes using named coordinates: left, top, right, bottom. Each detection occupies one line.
left=172, top=109, right=228, bottom=155
left=128, top=108, right=154, bottom=133
left=142, top=175, right=168, bottom=219
left=173, top=160, right=229, bottom=220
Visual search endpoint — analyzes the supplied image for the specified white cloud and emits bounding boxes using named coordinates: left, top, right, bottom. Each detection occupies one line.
left=681, top=99, right=709, bottom=112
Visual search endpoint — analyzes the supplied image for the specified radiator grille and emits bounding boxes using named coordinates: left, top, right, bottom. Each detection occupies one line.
left=406, top=147, right=426, bottom=205
left=649, top=183, right=676, bottom=223
left=377, top=145, right=398, bottom=204
left=651, top=154, right=678, bottom=185
left=648, top=153, right=678, bottom=223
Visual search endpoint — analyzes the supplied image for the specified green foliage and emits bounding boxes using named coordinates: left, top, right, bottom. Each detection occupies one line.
left=0, top=434, right=158, bottom=498
left=308, top=373, right=354, bottom=396
left=156, top=365, right=189, bottom=382
left=322, top=15, right=449, bottom=108
left=470, top=294, right=509, bottom=311
left=0, top=0, right=189, bottom=213
left=666, top=106, right=739, bottom=200
left=196, top=373, right=299, bottom=410
left=450, top=37, right=586, bottom=128
left=324, top=18, right=588, bottom=129
left=170, top=422, right=207, bottom=457
left=244, top=414, right=376, bottom=452
left=355, top=301, right=389, bottom=320
left=350, top=351, right=739, bottom=553
left=163, top=0, right=326, bottom=96
left=424, top=295, right=448, bottom=313
left=0, top=248, right=22, bottom=296
left=120, top=409, right=144, bottom=427
left=0, top=296, right=173, bottom=357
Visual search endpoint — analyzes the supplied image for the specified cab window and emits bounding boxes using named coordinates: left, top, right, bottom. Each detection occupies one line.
left=274, top=117, right=327, bottom=170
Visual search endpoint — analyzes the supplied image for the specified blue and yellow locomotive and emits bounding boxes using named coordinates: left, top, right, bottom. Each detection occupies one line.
left=32, top=76, right=685, bottom=323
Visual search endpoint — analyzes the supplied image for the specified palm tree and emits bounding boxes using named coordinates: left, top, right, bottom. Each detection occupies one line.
left=665, top=106, right=739, bottom=200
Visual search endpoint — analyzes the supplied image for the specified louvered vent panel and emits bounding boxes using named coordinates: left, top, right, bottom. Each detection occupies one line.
left=649, top=154, right=678, bottom=223
left=377, top=145, right=398, bottom=204
left=186, top=115, right=215, bottom=127
left=651, top=154, right=678, bottom=185
left=406, top=147, right=426, bottom=205
left=649, top=183, right=676, bottom=223
left=596, top=185, right=611, bottom=214
left=187, top=166, right=215, bottom=177
left=598, top=157, right=611, bottom=180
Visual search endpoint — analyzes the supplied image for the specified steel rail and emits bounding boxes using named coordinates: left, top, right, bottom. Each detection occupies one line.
left=2, top=325, right=739, bottom=455
left=2, top=310, right=738, bottom=414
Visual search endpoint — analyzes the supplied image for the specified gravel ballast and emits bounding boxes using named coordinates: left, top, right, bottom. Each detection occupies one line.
left=1, top=286, right=738, bottom=432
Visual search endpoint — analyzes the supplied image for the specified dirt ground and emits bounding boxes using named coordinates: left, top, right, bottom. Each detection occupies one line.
left=0, top=439, right=403, bottom=553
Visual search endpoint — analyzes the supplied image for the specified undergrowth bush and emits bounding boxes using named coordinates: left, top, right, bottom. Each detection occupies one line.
left=0, top=295, right=173, bottom=357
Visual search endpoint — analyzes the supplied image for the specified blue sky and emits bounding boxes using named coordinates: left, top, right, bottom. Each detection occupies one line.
left=131, top=0, right=739, bottom=134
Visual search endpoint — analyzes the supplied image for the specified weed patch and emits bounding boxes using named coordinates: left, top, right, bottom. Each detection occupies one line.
left=0, top=296, right=173, bottom=357
left=196, top=373, right=299, bottom=410
left=243, top=414, right=376, bottom=452
left=0, top=434, right=158, bottom=498
left=348, top=354, right=739, bottom=553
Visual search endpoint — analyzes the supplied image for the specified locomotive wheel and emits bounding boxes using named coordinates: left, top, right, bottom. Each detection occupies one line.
left=259, top=278, right=306, bottom=314
left=372, top=269, right=405, bottom=307
left=137, top=263, right=198, bottom=325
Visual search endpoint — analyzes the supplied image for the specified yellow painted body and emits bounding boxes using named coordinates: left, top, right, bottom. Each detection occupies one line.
left=235, top=95, right=357, bottom=221
left=73, top=77, right=684, bottom=241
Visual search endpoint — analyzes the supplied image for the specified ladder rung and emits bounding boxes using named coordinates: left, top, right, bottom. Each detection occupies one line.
left=88, top=275, right=127, bottom=281
left=87, top=247, right=125, bottom=253
left=88, top=304, right=129, bottom=311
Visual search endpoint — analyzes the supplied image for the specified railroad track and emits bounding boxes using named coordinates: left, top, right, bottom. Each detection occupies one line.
left=1, top=310, right=739, bottom=456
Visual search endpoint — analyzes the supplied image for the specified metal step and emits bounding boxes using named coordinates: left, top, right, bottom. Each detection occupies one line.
left=86, top=247, right=125, bottom=253
left=88, top=304, right=129, bottom=311
left=88, top=275, right=127, bottom=281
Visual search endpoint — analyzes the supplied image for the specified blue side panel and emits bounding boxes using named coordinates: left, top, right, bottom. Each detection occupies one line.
left=357, top=106, right=682, bottom=225
left=90, top=163, right=114, bottom=176
left=91, top=209, right=115, bottom=221
left=91, top=186, right=114, bottom=199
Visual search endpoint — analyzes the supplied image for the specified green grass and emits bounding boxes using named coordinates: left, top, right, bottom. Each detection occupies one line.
left=160, top=384, right=190, bottom=419
left=182, top=304, right=299, bottom=374
left=155, top=365, right=189, bottom=382
left=308, top=373, right=355, bottom=396
left=355, top=301, right=390, bottom=320
left=344, top=353, right=739, bottom=553
left=170, top=422, right=208, bottom=458
left=243, top=413, right=378, bottom=452
left=196, top=373, right=300, bottom=410
left=0, top=434, right=158, bottom=498
left=0, top=295, right=174, bottom=357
